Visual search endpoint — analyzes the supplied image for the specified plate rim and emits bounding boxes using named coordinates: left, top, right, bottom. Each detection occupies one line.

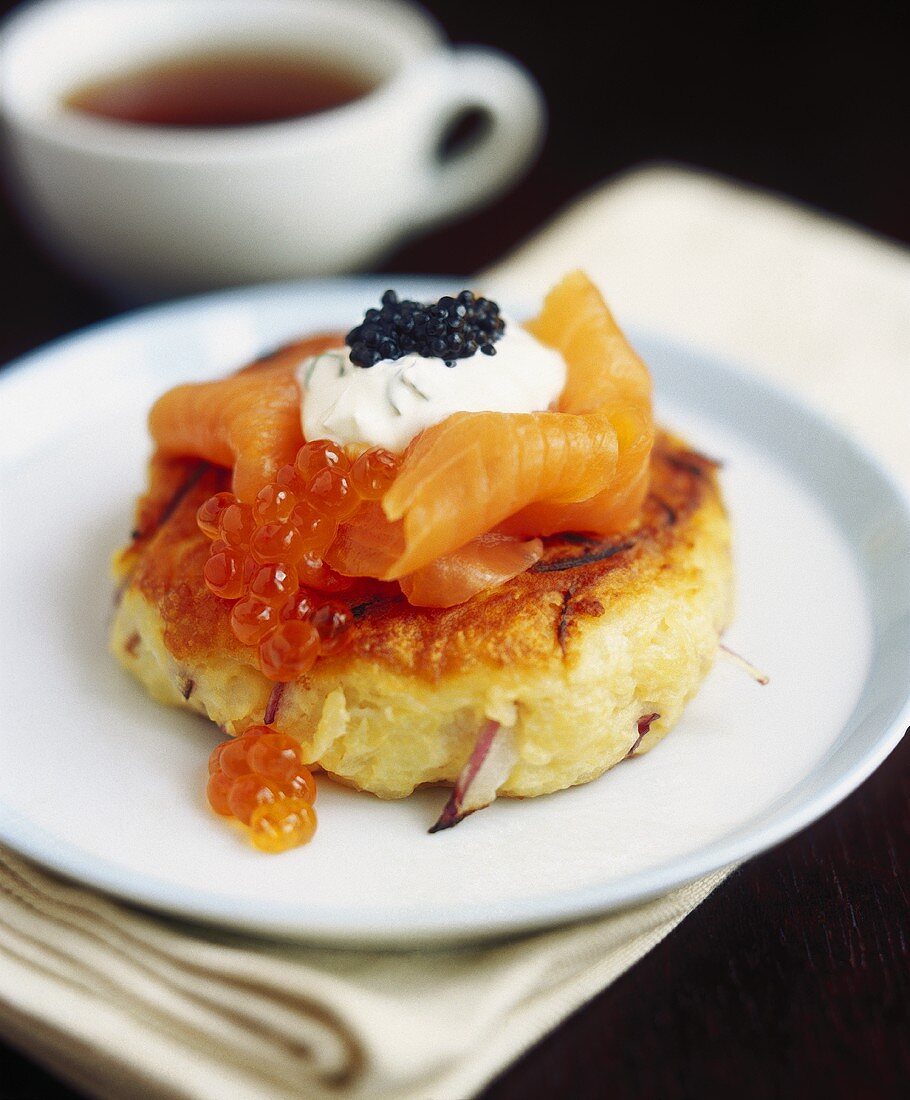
left=1, top=275, right=908, bottom=946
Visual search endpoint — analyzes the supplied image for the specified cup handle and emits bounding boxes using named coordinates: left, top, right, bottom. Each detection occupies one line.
left=410, top=47, right=546, bottom=229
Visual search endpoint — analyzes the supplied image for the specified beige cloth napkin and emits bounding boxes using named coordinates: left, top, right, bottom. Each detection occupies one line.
left=489, top=164, right=910, bottom=482
left=2, top=165, right=908, bottom=1100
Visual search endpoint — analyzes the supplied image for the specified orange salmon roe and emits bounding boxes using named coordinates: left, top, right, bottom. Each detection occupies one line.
left=280, top=589, right=317, bottom=622
left=206, top=771, right=233, bottom=816
left=289, top=502, right=337, bottom=553
left=249, top=562, right=298, bottom=604
left=297, top=551, right=352, bottom=593
left=203, top=549, right=245, bottom=599
left=228, top=773, right=281, bottom=825
left=250, top=799, right=317, bottom=853
left=219, top=501, right=255, bottom=548
left=249, top=732, right=302, bottom=784
left=275, top=463, right=301, bottom=490
left=230, top=596, right=276, bottom=645
left=208, top=741, right=228, bottom=774
left=254, top=482, right=296, bottom=524
left=206, top=726, right=318, bottom=851
left=219, top=729, right=266, bottom=779
left=197, top=492, right=235, bottom=538
left=285, top=768, right=318, bottom=803
left=351, top=448, right=399, bottom=499
left=306, top=466, right=359, bottom=519
left=250, top=521, right=306, bottom=565
left=198, top=437, right=394, bottom=680
left=312, top=601, right=354, bottom=655
left=295, top=439, right=349, bottom=480
left=259, top=620, right=320, bottom=681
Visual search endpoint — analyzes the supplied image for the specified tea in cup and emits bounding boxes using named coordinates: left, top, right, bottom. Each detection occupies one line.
left=0, top=0, right=545, bottom=296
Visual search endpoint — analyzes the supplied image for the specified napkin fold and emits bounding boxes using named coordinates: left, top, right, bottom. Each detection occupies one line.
left=0, top=848, right=728, bottom=1100
left=2, top=164, right=908, bottom=1100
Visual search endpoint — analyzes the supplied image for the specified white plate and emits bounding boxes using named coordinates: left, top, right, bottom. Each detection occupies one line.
left=1, top=278, right=908, bottom=946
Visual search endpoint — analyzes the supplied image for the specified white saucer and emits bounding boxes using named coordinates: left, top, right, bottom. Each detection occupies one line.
left=1, top=277, right=907, bottom=945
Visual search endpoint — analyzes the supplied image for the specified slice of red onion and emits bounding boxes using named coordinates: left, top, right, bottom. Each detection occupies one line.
left=429, top=720, right=518, bottom=833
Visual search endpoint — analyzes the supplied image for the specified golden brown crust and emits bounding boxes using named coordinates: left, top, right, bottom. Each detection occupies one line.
left=114, top=433, right=719, bottom=684
left=112, top=429, right=732, bottom=799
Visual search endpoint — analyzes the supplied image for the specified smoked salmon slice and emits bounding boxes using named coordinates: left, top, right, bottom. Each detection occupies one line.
left=376, top=408, right=618, bottom=578
left=499, top=404, right=653, bottom=538
left=528, top=269, right=652, bottom=414
left=324, top=508, right=544, bottom=608
left=149, top=334, right=339, bottom=502
left=147, top=274, right=655, bottom=606
left=505, top=270, right=655, bottom=535
left=339, top=271, right=654, bottom=578
left=398, top=534, right=544, bottom=608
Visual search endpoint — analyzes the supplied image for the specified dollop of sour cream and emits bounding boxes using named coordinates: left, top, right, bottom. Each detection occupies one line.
left=297, top=321, right=566, bottom=453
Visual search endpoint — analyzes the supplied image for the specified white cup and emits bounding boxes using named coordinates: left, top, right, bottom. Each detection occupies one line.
left=0, top=0, right=545, bottom=297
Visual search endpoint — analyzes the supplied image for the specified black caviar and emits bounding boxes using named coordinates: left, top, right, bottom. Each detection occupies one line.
left=346, top=289, right=505, bottom=368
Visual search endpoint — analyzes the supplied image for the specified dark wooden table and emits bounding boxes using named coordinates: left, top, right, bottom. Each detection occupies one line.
left=1, top=0, right=907, bottom=1095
